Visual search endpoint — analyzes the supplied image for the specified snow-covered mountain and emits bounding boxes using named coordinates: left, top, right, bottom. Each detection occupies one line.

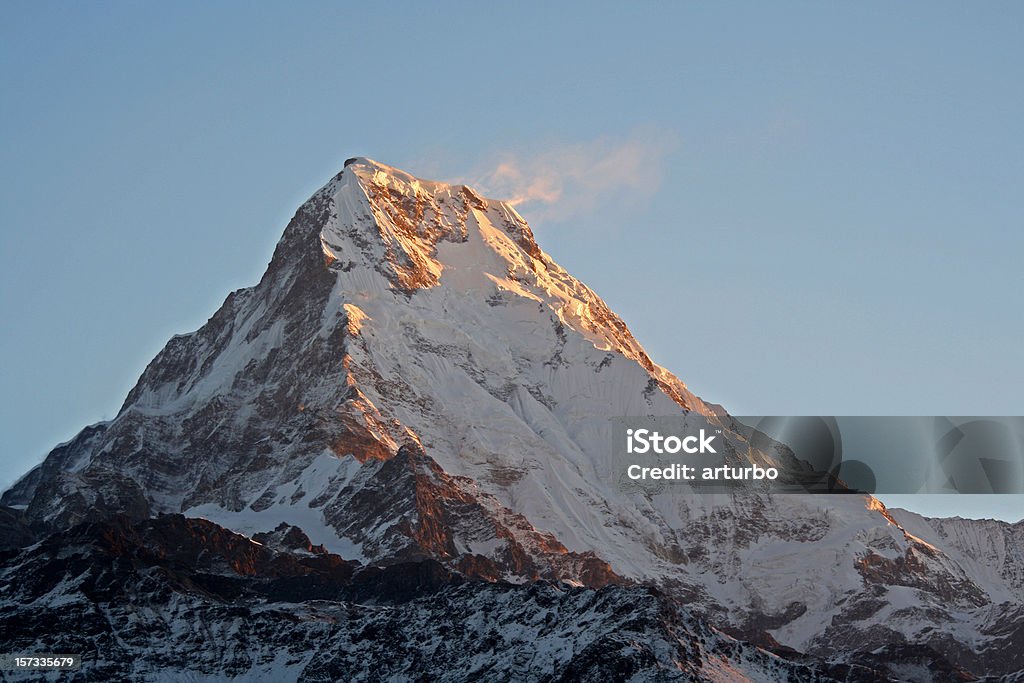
left=3, top=158, right=1022, bottom=680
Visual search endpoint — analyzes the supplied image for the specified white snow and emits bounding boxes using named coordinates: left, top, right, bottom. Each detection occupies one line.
left=184, top=450, right=365, bottom=561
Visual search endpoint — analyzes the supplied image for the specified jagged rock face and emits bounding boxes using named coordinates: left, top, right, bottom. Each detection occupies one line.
left=3, top=159, right=1023, bottom=679
left=0, top=507, right=35, bottom=550
left=0, top=515, right=858, bottom=682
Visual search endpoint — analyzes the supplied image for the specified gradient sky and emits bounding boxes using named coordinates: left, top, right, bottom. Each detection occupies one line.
left=2, top=2, right=1022, bottom=520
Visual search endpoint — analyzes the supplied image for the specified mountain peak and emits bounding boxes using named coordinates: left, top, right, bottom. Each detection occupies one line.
left=7, top=158, right=1024, bottom=678
left=343, top=156, right=438, bottom=188
left=5, top=157, right=707, bottom=544
left=314, top=159, right=698, bottom=406
left=339, top=156, right=484, bottom=206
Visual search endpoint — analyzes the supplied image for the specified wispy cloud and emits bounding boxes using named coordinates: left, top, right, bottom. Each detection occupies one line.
left=468, top=129, right=678, bottom=224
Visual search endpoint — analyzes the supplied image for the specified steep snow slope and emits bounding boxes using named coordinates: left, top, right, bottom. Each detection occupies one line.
left=889, top=507, right=1024, bottom=602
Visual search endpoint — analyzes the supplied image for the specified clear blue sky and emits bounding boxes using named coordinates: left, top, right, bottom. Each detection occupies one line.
left=2, top=2, right=1022, bottom=520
